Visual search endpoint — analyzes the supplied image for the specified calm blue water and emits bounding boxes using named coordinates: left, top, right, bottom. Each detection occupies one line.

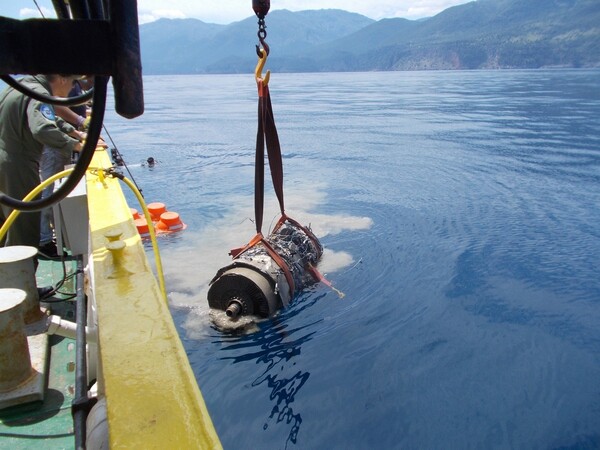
left=104, top=69, right=600, bottom=449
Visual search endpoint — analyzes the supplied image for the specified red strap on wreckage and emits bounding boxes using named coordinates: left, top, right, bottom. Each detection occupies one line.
left=272, top=214, right=345, bottom=297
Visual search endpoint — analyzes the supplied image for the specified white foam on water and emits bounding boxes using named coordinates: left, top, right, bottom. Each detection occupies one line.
left=160, top=182, right=372, bottom=335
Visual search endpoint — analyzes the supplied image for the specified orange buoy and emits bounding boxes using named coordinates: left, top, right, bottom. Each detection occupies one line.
left=130, top=208, right=140, bottom=220
left=134, top=218, right=150, bottom=238
left=147, top=202, right=166, bottom=222
left=156, top=211, right=187, bottom=233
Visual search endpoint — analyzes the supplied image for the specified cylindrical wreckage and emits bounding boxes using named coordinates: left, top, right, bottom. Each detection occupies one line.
left=208, top=220, right=322, bottom=319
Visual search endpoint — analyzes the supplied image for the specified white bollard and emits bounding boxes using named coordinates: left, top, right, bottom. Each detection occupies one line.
left=0, top=288, right=33, bottom=392
left=0, top=246, right=43, bottom=323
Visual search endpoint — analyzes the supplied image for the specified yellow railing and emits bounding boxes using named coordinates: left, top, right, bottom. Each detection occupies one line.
left=87, top=149, right=221, bottom=449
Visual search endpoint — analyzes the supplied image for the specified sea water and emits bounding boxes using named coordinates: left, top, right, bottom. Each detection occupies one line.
left=104, top=69, right=600, bottom=449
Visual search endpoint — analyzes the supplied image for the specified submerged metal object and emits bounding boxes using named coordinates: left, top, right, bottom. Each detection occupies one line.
left=208, top=220, right=322, bottom=319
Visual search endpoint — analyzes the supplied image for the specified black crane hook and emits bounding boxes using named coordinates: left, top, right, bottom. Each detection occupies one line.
left=253, top=0, right=270, bottom=57
left=252, top=0, right=270, bottom=19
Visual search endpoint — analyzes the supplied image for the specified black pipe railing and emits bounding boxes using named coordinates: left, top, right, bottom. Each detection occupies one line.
left=72, top=256, right=94, bottom=450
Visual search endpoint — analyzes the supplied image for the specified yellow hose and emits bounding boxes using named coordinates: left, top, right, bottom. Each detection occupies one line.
left=0, top=168, right=168, bottom=303
left=118, top=175, right=167, bottom=303
left=0, top=168, right=75, bottom=241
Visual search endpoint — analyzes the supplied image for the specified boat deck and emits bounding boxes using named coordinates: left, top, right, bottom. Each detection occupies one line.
left=1, top=148, right=221, bottom=449
left=0, top=258, right=78, bottom=449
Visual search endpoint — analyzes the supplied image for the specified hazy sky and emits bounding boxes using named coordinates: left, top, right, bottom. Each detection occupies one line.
left=2, top=0, right=473, bottom=24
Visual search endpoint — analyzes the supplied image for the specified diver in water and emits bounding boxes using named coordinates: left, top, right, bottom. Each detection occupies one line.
left=142, top=157, right=157, bottom=167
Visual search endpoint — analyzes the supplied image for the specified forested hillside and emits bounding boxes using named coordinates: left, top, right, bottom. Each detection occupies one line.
left=139, top=0, right=600, bottom=74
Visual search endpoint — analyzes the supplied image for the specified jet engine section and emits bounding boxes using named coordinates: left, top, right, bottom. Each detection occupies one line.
left=208, top=220, right=322, bottom=319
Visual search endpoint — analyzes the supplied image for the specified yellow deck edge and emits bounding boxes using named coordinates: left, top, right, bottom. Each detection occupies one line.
left=86, top=149, right=221, bottom=449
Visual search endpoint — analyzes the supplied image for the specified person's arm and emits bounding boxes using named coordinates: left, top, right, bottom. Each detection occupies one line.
left=28, top=101, right=81, bottom=153
left=55, top=105, right=87, bottom=130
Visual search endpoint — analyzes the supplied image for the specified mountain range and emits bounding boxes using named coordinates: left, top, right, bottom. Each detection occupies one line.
left=139, top=0, right=600, bottom=74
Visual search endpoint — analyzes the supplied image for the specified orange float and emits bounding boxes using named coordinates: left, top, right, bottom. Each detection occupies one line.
left=134, top=218, right=150, bottom=238
left=132, top=203, right=186, bottom=238
left=155, top=211, right=187, bottom=232
left=130, top=208, right=141, bottom=220
left=147, top=202, right=166, bottom=222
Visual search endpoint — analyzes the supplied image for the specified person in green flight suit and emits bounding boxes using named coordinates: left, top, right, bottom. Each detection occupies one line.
left=0, top=74, right=84, bottom=250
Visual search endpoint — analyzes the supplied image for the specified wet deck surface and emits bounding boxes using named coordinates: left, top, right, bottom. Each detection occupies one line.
left=0, top=258, right=77, bottom=450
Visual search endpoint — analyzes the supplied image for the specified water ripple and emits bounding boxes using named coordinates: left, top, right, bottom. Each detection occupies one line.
left=104, top=69, right=600, bottom=449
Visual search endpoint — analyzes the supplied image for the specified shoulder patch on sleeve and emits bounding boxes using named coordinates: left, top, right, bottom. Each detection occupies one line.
left=39, top=103, right=56, bottom=121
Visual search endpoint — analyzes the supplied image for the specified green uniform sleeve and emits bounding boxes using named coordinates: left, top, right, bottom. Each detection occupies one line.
left=56, top=116, right=76, bottom=135
left=27, top=100, right=79, bottom=152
